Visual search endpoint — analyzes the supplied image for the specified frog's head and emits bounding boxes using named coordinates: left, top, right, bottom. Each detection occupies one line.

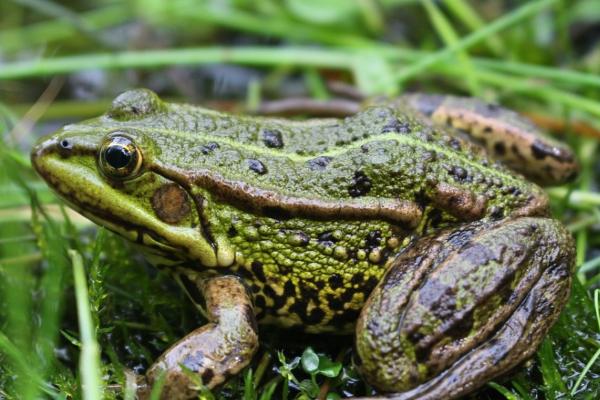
left=31, top=89, right=224, bottom=268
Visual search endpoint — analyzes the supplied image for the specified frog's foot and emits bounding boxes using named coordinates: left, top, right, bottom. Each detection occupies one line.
left=355, top=217, right=575, bottom=400
left=403, top=93, right=579, bottom=185
left=144, top=275, right=259, bottom=400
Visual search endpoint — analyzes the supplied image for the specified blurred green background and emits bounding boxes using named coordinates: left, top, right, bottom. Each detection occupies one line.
left=1, top=0, right=600, bottom=399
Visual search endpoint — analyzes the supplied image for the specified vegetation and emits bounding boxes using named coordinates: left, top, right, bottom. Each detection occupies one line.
left=1, top=0, right=600, bottom=398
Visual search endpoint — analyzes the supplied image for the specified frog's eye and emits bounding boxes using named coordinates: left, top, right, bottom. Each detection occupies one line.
left=98, top=135, right=142, bottom=180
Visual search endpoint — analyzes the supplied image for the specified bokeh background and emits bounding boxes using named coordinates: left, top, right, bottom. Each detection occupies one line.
left=1, top=0, right=600, bottom=399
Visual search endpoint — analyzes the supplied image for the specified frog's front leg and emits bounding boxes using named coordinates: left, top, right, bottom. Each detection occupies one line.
left=144, top=275, right=259, bottom=400
left=403, top=94, right=579, bottom=185
left=355, top=217, right=574, bottom=400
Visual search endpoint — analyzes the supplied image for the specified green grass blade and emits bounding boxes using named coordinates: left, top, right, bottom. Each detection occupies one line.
left=537, top=339, right=568, bottom=399
left=579, top=256, right=600, bottom=274
left=443, top=0, right=506, bottom=55
left=0, top=47, right=356, bottom=80
left=422, top=0, right=481, bottom=95
left=69, top=249, right=103, bottom=400
left=393, top=0, right=558, bottom=85
left=488, top=381, right=521, bottom=400
left=571, top=347, right=600, bottom=395
left=596, top=289, right=600, bottom=333
left=0, top=4, right=131, bottom=53
left=10, top=0, right=116, bottom=47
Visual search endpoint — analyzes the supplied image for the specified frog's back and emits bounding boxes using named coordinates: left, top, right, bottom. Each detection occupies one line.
left=104, top=89, right=546, bottom=222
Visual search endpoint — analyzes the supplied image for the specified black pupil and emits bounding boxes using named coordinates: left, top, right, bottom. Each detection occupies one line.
left=105, top=145, right=132, bottom=169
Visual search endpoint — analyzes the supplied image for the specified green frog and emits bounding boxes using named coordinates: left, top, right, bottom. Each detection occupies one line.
left=31, top=89, right=578, bottom=399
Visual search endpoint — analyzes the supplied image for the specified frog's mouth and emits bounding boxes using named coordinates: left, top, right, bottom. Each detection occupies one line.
left=30, top=136, right=220, bottom=268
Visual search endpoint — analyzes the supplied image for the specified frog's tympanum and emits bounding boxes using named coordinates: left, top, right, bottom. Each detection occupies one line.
left=31, top=89, right=578, bottom=400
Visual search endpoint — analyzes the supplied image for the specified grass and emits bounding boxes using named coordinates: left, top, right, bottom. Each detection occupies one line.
left=1, top=0, right=600, bottom=399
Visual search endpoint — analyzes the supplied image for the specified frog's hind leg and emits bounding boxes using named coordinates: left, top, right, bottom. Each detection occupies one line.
left=144, top=275, right=259, bottom=400
left=355, top=217, right=575, bottom=400
left=403, top=94, right=579, bottom=185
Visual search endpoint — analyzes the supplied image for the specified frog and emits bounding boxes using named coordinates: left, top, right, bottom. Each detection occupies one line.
left=30, top=89, right=578, bottom=400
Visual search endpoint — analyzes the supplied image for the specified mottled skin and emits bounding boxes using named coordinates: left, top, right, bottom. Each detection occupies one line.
left=31, top=89, right=577, bottom=399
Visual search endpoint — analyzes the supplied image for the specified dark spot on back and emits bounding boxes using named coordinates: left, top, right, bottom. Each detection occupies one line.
left=307, top=156, right=332, bottom=170
left=382, top=118, right=411, bottom=134
left=318, top=231, right=338, bottom=246
left=247, top=159, right=267, bottom=174
left=201, top=142, right=219, bottom=154
left=262, top=129, right=284, bottom=148
left=348, top=170, right=372, bottom=197
left=449, top=166, right=468, bottom=182
left=448, top=138, right=462, bottom=151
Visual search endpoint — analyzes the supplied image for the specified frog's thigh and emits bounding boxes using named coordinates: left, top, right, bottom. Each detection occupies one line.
left=355, top=217, right=574, bottom=400
left=404, top=93, right=578, bottom=185
left=145, top=275, right=258, bottom=400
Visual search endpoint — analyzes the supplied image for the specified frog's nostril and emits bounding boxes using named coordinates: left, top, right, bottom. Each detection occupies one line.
left=57, top=138, right=74, bottom=156
left=60, top=139, right=71, bottom=149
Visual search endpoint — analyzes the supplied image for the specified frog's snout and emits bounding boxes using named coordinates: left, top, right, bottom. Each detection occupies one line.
left=31, top=136, right=80, bottom=187
left=31, top=137, right=57, bottom=177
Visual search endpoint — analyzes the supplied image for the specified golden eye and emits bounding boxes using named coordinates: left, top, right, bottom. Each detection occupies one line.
left=98, top=135, right=142, bottom=179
